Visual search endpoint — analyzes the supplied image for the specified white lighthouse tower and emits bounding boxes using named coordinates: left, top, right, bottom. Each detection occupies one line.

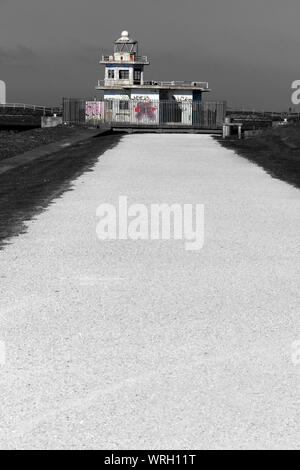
left=96, top=30, right=210, bottom=101
left=95, top=30, right=212, bottom=125
left=98, top=31, right=150, bottom=101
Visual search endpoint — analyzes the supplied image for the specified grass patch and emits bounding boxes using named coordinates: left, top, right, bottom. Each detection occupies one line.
left=217, top=124, right=300, bottom=190
left=0, top=127, right=79, bottom=162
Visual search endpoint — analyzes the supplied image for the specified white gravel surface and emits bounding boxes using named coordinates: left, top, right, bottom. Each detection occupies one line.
left=0, top=134, right=300, bottom=450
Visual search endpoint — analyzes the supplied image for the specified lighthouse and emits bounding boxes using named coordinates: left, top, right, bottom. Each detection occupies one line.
left=96, top=31, right=210, bottom=99
left=93, top=30, right=214, bottom=125
left=102, top=31, right=149, bottom=87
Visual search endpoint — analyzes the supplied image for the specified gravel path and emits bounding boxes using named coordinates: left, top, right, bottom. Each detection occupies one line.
left=0, top=134, right=299, bottom=450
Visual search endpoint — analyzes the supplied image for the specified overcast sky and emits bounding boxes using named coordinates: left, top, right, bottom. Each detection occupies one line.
left=0, top=0, right=299, bottom=109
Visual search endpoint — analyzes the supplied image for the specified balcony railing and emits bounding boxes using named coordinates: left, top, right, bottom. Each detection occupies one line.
left=144, top=81, right=209, bottom=89
left=96, top=80, right=209, bottom=89
left=101, top=55, right=149, bottom=63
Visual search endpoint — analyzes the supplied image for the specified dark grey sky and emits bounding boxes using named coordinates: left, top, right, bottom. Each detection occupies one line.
left=0, top=0, right=299, bottom=109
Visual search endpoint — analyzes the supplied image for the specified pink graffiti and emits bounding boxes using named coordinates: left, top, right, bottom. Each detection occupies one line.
left=86, top=102, right=104, bottom=118
left=135, top=102, right=157, bottom=121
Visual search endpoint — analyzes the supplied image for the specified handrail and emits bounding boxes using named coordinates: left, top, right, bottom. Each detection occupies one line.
left=226, top=107, right=297, bottom=116
left=0, top=103, right=62, bottom=112
left=101, top=55, right=149, bottom=63
left=97, top=80, right=209, bottom=89
left=144, top=80, right=209, bottom=88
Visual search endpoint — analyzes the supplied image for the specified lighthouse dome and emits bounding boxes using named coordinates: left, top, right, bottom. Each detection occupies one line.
left=115, top=30, right=136, bottom=44
left=120, top=31, right=129, bottom=41
left=114, top=31, right=138, bottom=54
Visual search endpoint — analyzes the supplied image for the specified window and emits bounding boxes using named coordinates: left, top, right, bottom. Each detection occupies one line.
left=119, top=70, right=129, bottom=80
left=134, top=69, right=141, bottom=85
left=108, top=70, right=115, bottom=79
left=120, top=100, right=129, bottom=111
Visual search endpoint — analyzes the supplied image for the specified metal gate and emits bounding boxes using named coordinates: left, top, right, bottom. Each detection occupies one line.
left=63, top=98, right=226, bottom=129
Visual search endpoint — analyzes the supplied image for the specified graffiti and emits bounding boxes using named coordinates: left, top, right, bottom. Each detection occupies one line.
left=173, top=97, right=193, bottom=102
left=133, top=96, right=156, bottom=101
left=135, top=102, right=157, bottom=121
left=86, top=102, right=104, bottom=121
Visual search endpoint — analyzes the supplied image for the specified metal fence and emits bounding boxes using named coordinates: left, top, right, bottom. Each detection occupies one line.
left=63, top=98, right=226, bottom=129
left=227, top=107, right=300, bottom=120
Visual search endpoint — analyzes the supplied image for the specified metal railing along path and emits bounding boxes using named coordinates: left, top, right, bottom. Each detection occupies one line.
left=0, top=103, right=62, bottom=114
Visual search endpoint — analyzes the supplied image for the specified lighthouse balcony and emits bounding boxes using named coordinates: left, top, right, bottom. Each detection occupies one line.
left=100, top=79, right=134, bottom=87
left=96, top=80, right=210, bottom=91
left=144, top=81, right=210, bottom=89
left=100, top=55, right=149, bottom=65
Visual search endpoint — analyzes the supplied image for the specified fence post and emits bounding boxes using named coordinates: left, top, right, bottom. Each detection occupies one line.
left=238, top=124, right=242, bottom=140
left=223, top=117, right=231, bottom=139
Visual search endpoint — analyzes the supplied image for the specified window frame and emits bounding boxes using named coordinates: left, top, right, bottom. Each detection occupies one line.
left=119, top=100, right=129, bottom=111
left=106, top=100, right=113, bottom=110
left=119, top=69, right=130, bottom=80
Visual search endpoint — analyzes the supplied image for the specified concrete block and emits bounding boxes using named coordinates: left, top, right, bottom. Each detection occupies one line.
left=41, top=116, right=63, bottom=128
